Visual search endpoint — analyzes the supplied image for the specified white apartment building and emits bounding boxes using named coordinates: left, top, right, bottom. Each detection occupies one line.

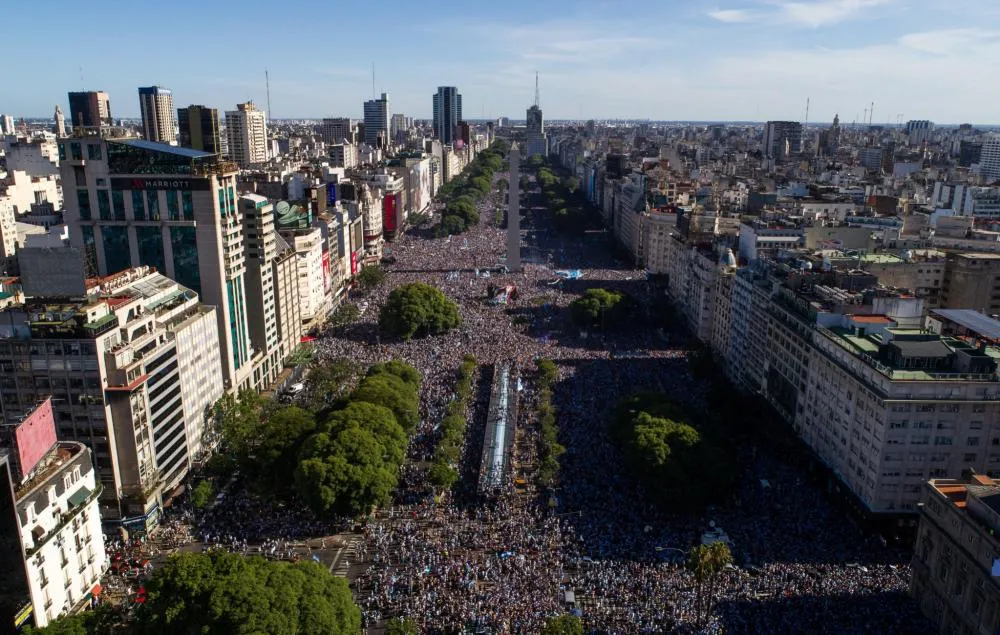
left=329, top=143, right=359, bottom=169
left=643, top=211, right=678, bottom=275
left=225, top=102, right=268, bottom=167
left=282, top=228, right=325, bottom=323
left=978, top=135, right=1000, bottom=184
left=0, top=266, right=223, bottom=527
left=138, top=86, right=176, bottom=144
left=0, top=400, right=106, bottom=629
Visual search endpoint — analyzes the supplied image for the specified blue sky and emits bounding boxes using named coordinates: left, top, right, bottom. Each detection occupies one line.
left=4, top=0, right=999, bottom=123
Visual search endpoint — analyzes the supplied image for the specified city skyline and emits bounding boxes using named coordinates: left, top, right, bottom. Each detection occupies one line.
left=4, top=0, right=1000, bottom=123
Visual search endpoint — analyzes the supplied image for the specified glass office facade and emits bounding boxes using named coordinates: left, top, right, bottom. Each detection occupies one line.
left=101, top=226, right=131, bottom=274
left=169, top=227, right=200, bottom=296
left=136, top=226, right=166, bottom=274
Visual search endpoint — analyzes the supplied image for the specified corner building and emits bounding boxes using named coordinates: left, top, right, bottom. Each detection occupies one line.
left=59, top=136, right=253, bottom=391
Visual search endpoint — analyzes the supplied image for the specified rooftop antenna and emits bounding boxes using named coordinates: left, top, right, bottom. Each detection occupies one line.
left=805, top=97, right=809, bottom=124
left=534, top=71, right=540, bottom=108
left=265, top=69, right=272, bottom=120
left=371, top=63, right=376, bottom=100
left=869, top=101, right=875, bottom=127
left=79, top=66, right=85, bottom=88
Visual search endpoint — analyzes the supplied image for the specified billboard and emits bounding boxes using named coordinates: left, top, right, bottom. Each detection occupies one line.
left=411, top=162, right=431, bottom=213
left=383, top=194, right=398, bottom=233
left=13, top=398, right=57, bottom=479
left=109, top=177, right=211, bottom=191
left=350, top=251, right=359, bottom=276
left=321, top=251, right=331, bottom=293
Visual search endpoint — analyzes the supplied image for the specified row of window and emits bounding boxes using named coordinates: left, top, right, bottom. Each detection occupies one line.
left=77, top=188, right=194, bottom=222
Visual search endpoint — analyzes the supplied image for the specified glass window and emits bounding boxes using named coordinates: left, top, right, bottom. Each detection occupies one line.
left=87, top=144, right=102, bottom=161
left=100, top=226, right=131, bottom=274
left=81, top=226, right=97, bottom=276
left=169, top=227, right=200, bottom=295
left=181, top=191, right=194, bottom=221
left=112, top=190, right=125, bottom=219
left=70, top=142, right=82, bottom=161
left=97, top=190, right=110, bottom=220
left=136, top=226, right=165, bottom=273
left=74, top=166, right=86, bottom=187
left=132, top=190, right=146, bottom=221
left=166, top=191, right=180, bottom=221
left=218, top=189, right=226, bottom=217
left=59, top=143, right=67, bottom=161
left=76, top=190, right=92, bottom=220
left=146, top=191, right=160, bottom=221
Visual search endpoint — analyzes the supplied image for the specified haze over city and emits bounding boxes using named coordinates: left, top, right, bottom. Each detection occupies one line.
left=5, top=0, right=1000, bottom=122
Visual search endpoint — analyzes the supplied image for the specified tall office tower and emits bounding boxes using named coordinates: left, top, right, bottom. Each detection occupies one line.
left=763, top=120, right=803, bottom=160
left=363, top=93, right=390, bottom=148
left=980, top=135, right=1000, bottom=183
left=525, top=73, right=547, bottom=158
left=67, top=91, right=112, bottom=130
left=0, top=265, right=224, bottom=525
left=432, top=86, right=462, bottom=145
left=177, top=105, right=221, bottom=154
left=53, top=105, right=66, bottom=138
left=138, top=86, right=176, bottom=144
left=390, top=113, right=408, bottom=143
left=321, top=118, right=354, bottom=144
left=58, top=136, right=253, bottom=392
left=0, top=114, right=14, bottom=135
left=0, top=399, right=106, bottom=630
left=905, top=119, right=934, bottom=146
left=225, top=102, right=268, bottom=167
left=507, top=144, right=521, bottom=272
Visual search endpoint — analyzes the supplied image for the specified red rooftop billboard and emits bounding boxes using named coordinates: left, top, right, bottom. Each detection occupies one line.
left=14, top=398, right=57, bottom=479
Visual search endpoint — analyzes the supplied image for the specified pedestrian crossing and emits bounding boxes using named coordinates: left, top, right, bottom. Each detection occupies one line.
left=331, top=537, right=361, bottom=578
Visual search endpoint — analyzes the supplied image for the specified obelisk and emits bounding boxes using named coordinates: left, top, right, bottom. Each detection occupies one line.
left=506, top=143, right=521, bottom=272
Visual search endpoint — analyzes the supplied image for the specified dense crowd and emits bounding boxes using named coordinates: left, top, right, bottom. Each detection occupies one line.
left=313, top=170, right=932, bottom=634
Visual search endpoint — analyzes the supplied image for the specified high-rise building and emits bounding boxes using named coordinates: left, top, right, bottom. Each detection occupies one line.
left=432, top=86, right=462, bottom=145
left=225, top=102, right=268, bottom=167
left=0, top=114, right=14, bottom=136
left=390, top=113, right=408, bottom=144
left=980, top=135, right=1000, bottom=184
left=911, top=472, right=1000, bottom=635
left=525, top=74, right=547, bottom=158
left=241, top=194, right=286, bottom=388
left=67, top=91, right=112, bottom=130
left=59, top=136, right=253, bottom=392
left=52, top=106, right=66, bottom=138
left=906, top=119, right=934, bottom=146
left=177, top=105, right=221, bottom=155
left=138, top=86, right=176, bottom=144
left=0, top=399, right=106, bottom=630
left=363, top=93, right=390, bottom=148
left=763, top=120, right=802, bottom=160
left=321, top=118, right=354, bottom=145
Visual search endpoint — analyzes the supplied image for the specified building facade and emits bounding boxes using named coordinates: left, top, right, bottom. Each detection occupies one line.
left=225, top=102, right=268, bottom=168
left=58, top=136, right=253, bottom=392
left=66, top=92, right=111, bottom=131
left=138, top=86, right=176, bottom=144
left=763, top=120, right=803, bottom=161
left=911, top=473, right=1000, bottom=635
left=432, top=87, right=462, bottom=145
left=363, top=94, right=390, bottom=149
left=177, top=105, right=221, bottom=155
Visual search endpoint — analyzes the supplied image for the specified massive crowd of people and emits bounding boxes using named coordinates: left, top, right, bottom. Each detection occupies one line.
left=317, top=171, right=932, bottom=633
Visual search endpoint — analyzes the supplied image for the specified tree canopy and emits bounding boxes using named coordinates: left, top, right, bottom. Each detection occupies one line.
left=134, top=551, right=360, bottom=635
left=434, top=143, right=503, bottom=235
left=569, top=288, right=636, bottom=329
left=610, top=393, right=734, bottom=508
left=379, top=282, right=461, bottom=340
left=355, top=265, right=385, bottom=293
left=541, top=614, right=584, bottom=635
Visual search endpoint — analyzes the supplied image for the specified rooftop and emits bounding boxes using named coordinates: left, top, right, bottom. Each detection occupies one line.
left=116, top=139, right=213, bottom=159
left=931, top=309, right=1000, bottom=342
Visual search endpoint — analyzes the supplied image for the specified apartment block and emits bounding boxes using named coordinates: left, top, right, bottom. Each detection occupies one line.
left=911, top=473, right=1000, bottom=635
left=0, top=401, right=106, bottom=629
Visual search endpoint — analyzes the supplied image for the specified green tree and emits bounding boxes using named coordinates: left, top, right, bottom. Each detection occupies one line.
left=408, top=211, right=432, bottom=228
left=191, top=479, right=214, bottom=510
left=428, top=458, right=459, bottom=490
left=356, top=265, right=385, bottom=292
left=439, top=213, right=468, bottom=235
left=212, top=389, right=264, bottom=464
left=386, top=617, right=420, bottom=635
left=541, top=614, right=584, bottom=635
left=322, top=401, right=407, bottom=466
left=303, top=358, right=361, bottom=414
left=248, top=406, right=317, bottom=494
left=135, top=551, right=360, bottom=635
left=366, top=360, right=422, bottom=390
left=569, top=288, right=632, bottom=329
left=328, top=302, right=361, bottom=329
left=562, top=176, right=581, bottom=193
left=528, top=154, right=546, bottom=167
left=296, top=426, right=398, bottom=517
left=23, top=606, right=120, bottom=635
left=687, top=542, right=733, bottom=628
left=351, top=372, right=420, bottom=433
left=379, top=282, right=461, bottom=340
left=536, top=358, right=559, bottom=387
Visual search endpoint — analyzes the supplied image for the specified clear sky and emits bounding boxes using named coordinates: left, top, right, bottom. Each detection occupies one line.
left=4, top=0, right=999, bottom=123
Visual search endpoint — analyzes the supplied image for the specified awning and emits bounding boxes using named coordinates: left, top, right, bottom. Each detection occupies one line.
left=68, top=486, right=93, bottom=508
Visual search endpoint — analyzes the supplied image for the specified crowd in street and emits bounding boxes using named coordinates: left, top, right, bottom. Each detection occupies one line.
left=315, top=171, right=932, bottom=634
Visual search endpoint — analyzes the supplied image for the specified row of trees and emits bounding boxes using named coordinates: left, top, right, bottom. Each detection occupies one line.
left=212, top=360, right=420, bottom=518
left=532, top=157, right=586, bottom=235
left=436, top=145, right=505, bottom=235
left=609, top=392, right=734, bottom=509
left=428, top=354, right=479, bottom=491
left=378, top=282, right=461, bottom=340
left=535, top=358, right=564, bottom=490
left=569, top=287, right=637, bottom=330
